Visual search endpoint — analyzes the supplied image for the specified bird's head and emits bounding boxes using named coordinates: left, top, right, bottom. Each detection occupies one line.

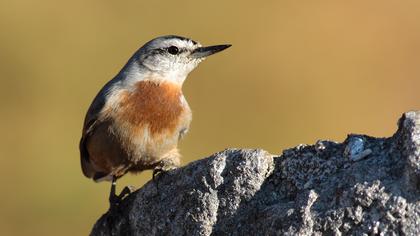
left=128, top=35, right=231, bottom=85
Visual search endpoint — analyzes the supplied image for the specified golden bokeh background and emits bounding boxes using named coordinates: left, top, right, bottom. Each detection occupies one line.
left=1, top=0, right=419, bottom=235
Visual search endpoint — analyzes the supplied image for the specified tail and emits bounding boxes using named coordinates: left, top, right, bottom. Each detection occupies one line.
left=79, top=137, right=95, bottom=178
left=80, top=154, right=112, bottom=182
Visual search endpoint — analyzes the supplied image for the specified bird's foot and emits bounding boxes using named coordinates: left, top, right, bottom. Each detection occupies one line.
left=152, top=150, right=180, bottom=182
left=152, top=167, right=166, bottom=182
left=109, top=192, right=121, bottom=208
left=152, top=164, right=178, bottom=196
left=119, top=185, right=136, bottom=200
left=152, top=164, right=177, bottom=182
left=109, top=177, right=136, bottom=209
left=109, top=185, right=136, bottom=208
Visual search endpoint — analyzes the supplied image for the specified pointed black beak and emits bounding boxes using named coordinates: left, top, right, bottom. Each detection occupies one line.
left=190, top=44, right=231, bottom=59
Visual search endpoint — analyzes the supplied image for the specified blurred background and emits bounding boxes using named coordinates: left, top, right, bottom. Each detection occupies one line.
left=1, top=0, right=419, bottom=235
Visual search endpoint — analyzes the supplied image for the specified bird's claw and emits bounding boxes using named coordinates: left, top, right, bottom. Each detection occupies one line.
left=153, top=164, right=177, bottom=182
left=109, top=181, right=136, bottom=209
left=152, top=168, right=165, bottom=182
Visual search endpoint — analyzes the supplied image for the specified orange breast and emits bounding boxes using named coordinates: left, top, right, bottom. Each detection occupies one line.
left=117, top=80, right=185, bottom=135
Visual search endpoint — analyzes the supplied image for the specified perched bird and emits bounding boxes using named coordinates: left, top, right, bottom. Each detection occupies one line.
left=79, top=35, right=230, bottom=205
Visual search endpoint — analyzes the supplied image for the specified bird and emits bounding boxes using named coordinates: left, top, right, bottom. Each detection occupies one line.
left=79, top=35, right=231, bottom=206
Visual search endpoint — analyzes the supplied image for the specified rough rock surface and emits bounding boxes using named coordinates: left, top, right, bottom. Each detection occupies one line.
left=91, top=111, right=420, bottom=236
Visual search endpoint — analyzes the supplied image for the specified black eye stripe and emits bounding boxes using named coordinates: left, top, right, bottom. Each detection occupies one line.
left=149, top=46, right=187, bottom=56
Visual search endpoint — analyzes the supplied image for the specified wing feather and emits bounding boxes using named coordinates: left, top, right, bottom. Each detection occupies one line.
left=79, top=91, right=107, bottom=178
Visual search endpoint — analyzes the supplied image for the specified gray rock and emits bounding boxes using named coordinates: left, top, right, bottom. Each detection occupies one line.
left=91, top=111, right=420, bottom=236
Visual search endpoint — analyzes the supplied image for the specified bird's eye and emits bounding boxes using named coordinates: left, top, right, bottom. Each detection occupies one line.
left=167, top=46, right=179, bottom=55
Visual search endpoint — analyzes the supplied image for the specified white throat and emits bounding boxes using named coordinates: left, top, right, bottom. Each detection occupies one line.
left=121, top=60, right=189, bottom=87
